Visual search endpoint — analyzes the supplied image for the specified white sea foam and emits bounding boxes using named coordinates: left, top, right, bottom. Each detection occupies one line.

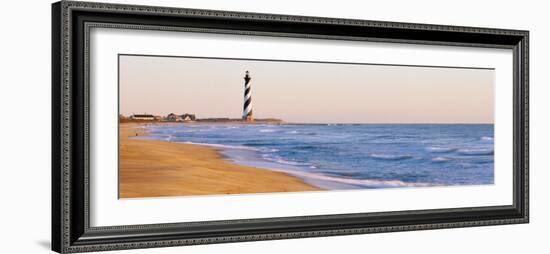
left=432, top=156, right=449, bottom=162
left=264, top=157, right=310, bottom=166
left=279, top=169, right=433, bottom=188
left=457, top=148, right=494, bottom=156
left=180, top=141, right=259, bottom=151
left=481, top=136, right=494, bottom=141
left=259, top=129, right=276, bottom=133
left=152, top=134, right=175, bottom=142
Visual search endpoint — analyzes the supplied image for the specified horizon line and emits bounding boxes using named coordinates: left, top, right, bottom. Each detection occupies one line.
left=119, top=113, right=493, bottom=125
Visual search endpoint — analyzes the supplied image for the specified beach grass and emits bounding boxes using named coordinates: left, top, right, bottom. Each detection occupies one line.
left=119, top=123, right=321, bottom=198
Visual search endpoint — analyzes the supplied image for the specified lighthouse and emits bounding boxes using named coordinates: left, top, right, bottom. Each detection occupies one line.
left=243, top=71, right=253, bottom=122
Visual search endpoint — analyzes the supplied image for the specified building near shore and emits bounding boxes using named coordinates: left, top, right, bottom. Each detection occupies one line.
left=165, top=113, right=196, bottom=122
left=182, top=113, right=196, bottom=121
left=130, top=114, right=156, bottom=121
left=166, top=113, right=180, bottom=122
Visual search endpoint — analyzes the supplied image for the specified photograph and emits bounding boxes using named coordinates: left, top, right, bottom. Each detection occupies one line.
left=118, top=54, right=495, bottom=198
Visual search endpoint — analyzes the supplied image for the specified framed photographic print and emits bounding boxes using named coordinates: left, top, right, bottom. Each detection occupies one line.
left=52, top=1, right=529, bottom=253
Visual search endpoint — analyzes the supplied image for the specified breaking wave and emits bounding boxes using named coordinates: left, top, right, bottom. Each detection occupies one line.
left=432, top=156, right=450, bottom=162
left=369, top=153, right=414, bottom=161
left=457, top=149, right=494, bottom=156
left=279, top=169, right=433, bottom=188
left=180, top=141, right=259, bottom=151
left=259, top=129, right=276, bottom=133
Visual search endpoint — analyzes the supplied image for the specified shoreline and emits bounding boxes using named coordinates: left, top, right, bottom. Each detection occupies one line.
left=119, top=123, right=321, bottom=198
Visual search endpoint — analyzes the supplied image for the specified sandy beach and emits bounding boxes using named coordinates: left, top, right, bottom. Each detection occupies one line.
left=119, top=123, right=320, bottom=198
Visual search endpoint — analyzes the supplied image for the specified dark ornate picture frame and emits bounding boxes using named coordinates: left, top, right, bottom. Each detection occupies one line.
left=52, top=1, right=529, bottom=253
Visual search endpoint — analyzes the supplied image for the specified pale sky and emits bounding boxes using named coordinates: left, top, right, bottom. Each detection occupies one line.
left=119, top=55, right=494, bottom=124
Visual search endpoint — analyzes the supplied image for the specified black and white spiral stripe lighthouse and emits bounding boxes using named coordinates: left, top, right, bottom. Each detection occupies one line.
left=243, top=71, right=253, bottom=122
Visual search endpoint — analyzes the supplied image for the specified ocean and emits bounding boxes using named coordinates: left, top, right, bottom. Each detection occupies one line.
left=144, top=124, right=494, bottom=190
